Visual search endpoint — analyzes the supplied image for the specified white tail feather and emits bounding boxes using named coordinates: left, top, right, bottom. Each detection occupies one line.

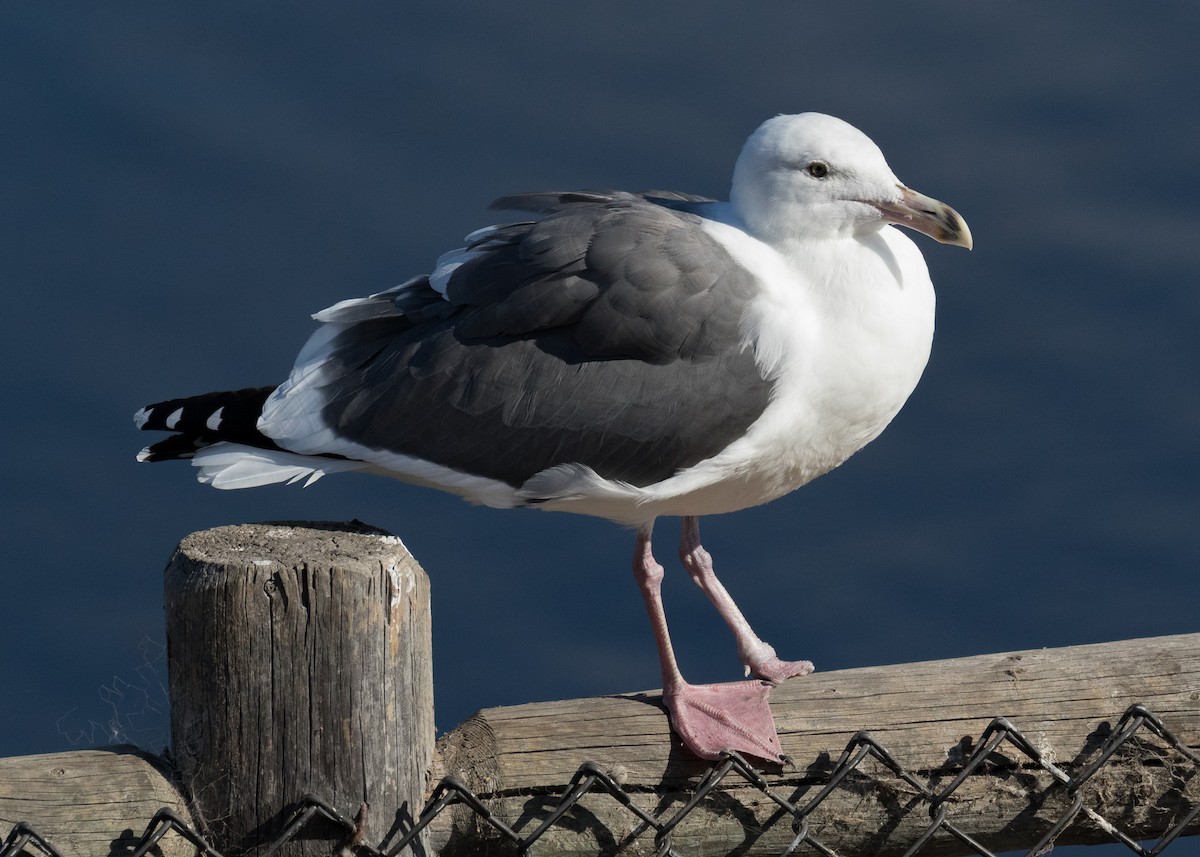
left=192, top=443, right=367, bottom=490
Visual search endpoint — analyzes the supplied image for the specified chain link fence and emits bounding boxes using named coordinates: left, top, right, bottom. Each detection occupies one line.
left=3, top=703, right=1198, bottom=857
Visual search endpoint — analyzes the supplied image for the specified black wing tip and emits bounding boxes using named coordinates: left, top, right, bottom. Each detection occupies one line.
left=137, top=433, right=211, bottom=462
left=134, top=386, right=280, bottom=460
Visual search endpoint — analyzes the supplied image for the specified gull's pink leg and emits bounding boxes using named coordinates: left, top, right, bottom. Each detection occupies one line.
left=633, top=524, right=784, bottom=763
left=633, top=524, right=685, bottom=691
left=679, top=516, right=814, bottom=684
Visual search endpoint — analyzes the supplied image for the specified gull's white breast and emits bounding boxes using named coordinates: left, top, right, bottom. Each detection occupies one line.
left=623, top=220, right=937, bottom=520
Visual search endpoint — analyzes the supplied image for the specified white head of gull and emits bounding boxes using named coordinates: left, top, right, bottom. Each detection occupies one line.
left=135, top=113, right=971, bottom=765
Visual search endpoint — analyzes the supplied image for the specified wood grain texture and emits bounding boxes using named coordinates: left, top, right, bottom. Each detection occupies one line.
left=431, top=633, right=1200, bottom=857
left=0, top=747, right=194, bottom=857
left=165, top=521, right=435, bottom=857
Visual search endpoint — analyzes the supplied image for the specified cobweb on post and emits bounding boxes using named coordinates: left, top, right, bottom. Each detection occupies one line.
left=55, top=637, right=170, bottom=754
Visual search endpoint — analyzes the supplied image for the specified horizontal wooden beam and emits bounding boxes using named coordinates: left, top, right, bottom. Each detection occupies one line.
left=430, top=633, right=1200, bottom=857
left=0, top=747, right=195, bottom=857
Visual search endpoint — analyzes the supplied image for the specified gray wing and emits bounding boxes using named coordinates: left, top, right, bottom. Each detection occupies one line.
left=297, top=191, right=772, bottom=489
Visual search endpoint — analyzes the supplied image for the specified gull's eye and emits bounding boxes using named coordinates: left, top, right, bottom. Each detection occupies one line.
left=806, top=161, right=829, bottom=179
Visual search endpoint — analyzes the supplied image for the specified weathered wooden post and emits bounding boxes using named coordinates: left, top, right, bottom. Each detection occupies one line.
left=164, top=521, right=435, bottom=856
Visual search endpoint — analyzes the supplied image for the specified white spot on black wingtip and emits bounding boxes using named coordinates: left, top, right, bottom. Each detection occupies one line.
left=164, top=407, right=184, bottom=430
left=136, top=446, right=152, bottom=462
left=133, top=407, right=151, bottom=429
left=206, top=406, right=225, bottom=432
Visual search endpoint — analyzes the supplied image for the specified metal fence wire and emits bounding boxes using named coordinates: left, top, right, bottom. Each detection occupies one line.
left=3, top=703, right=1198, bottom=857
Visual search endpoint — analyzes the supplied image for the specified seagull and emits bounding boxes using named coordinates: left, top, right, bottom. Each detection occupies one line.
left=135, top=113, right=971, bottom=764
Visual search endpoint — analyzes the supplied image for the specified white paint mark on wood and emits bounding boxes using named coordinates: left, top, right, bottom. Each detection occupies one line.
left=388, top=563, right=411, bottom=611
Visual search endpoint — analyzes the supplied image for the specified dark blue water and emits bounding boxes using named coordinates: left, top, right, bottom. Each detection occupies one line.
left=2, top=4, right=1197, bottom=854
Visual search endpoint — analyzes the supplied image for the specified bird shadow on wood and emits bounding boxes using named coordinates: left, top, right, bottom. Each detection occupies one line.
left=260, top=518, right=395, bottom=537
